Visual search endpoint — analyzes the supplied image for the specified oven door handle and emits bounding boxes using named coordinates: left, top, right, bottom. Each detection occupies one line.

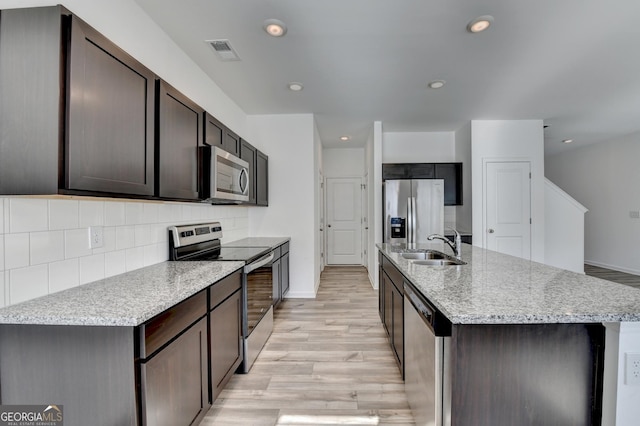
left=244, top=252, right=274, bottom=274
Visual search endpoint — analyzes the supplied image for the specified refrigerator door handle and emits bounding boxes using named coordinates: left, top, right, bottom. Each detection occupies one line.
left=407, top=196, right=416, bottom=244
left=411, top=196, right=417, bottom=244
left=407, top=197, right=411, bottom=244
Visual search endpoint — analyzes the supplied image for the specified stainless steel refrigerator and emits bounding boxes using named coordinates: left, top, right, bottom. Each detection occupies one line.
left=383, top=179, right=444, bottom=245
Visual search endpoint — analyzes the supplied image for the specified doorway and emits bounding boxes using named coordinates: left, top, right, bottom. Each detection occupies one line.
left=326, top=177, right=362, bottom=265
left=484, top=161, right=532, bottom=260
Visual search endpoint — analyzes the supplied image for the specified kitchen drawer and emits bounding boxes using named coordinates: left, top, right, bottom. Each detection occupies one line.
left=209, top=271, right=242, bottom=310
left=139, top=290, right=207, bottom=358
left=382, top=256, right=404, bottom=294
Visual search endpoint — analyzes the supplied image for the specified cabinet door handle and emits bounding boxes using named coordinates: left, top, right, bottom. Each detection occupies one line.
left=328, top=224, right=332, bottom=228
left=488, top=228, right=495, bottom=233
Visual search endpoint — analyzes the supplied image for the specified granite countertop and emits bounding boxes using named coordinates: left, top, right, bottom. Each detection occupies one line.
left=378, top=242, right=640, bottom=324
left=0, top=261, right=244, bottom=327
left=224, top=237, right=290, bottom=248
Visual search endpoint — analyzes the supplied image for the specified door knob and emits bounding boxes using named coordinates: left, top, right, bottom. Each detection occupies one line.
left=328, top=224, right=332, bottom=228
left=320, top=228, right=324, bottom=231
left=488, top=228, right=495, bottom=233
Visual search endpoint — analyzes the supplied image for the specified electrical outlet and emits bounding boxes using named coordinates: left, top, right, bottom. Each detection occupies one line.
left=88, top=226, right=104, bottom=249
left=625, top=352, right=640, bottom=385
left=630, top=211, right=640, bottom=219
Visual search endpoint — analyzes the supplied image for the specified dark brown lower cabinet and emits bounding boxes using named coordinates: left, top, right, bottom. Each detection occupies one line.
left=391, top=281, right=404, bottom=373
left=210, top=272, right=243, bottom=401
left=380, top=267, right=403, bottom=376
left=450, top=323, right=605, bottom=426
left=141, top=317, right=209, bottom=426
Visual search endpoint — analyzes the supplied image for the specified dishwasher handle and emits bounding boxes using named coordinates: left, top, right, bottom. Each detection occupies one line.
left=405, top=285, right=434, bottom=323
left=404, top=283, right=452, bottom=336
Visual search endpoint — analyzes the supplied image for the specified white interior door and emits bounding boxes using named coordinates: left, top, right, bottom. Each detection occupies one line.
left=485, top=161, right=531, bottom=260
left=319, top=173, right=325, bottom=271
left=326, top=177, right=362, bottom=265
left=361, top=176, right=369, bottom=271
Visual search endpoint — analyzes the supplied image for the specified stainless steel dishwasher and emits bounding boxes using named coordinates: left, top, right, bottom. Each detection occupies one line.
left=404, top=283, right=452, bottom=426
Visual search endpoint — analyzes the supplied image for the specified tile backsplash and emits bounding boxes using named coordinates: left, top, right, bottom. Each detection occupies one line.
left=0, top=197, right=249, bottom=308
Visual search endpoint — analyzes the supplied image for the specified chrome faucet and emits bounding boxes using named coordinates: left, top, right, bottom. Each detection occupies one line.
left=427, top=228, right=462, bottom=259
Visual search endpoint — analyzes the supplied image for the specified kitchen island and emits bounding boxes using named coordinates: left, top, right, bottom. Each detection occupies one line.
left=378, top=242, right=640, bottom=426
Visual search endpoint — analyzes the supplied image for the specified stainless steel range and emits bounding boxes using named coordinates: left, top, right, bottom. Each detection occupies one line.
left=168, top=222, right=275, bottom=373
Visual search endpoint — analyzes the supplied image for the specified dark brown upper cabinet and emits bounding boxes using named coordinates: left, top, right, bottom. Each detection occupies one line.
left=156, top=80, right=204, bottom=200
left=239, top=139, right=269, bottom=206
left=435, top=163, right=463, bottom=206
left=67, top=15, right=156, bottom=196
left=256, top=150, right=269, bottom=206
left=239, top=139, right=257, bottom=204
left=224, top=129, right=241, bottom=157
left=382, top=162, right=463, bottom=206
left=0, top=6, right=156, bottom=197
left=205, top=113, right=239, bottom=156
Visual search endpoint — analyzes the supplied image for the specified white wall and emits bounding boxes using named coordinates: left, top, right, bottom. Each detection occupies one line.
left=371, top=122, right=384, bottom=289
left=544, top=179, right=588, bottom=274
left=0, top=198, right=248, bottom=307
left=322, top=148, right=365, bottom=177
left=246, top=114, right=317, bottom=298
left=545, top=131, right=640, bottom=275
left=314, top=121, right=324, bottom=288
left=364, top=126, right=377, bottom=288
left=471, top=120, right=545, bottom=263
left=603, top=322, right=640, bottom=425
left=454, top=123, right=472, bottom=233
left=382, top=131, right=454, bottom=163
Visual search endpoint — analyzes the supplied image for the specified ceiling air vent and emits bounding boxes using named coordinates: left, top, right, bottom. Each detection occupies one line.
left=206, top=39, right=240, bottom=61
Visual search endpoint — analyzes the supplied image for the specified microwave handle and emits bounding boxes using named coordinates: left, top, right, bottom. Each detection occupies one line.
left=239, top=167, right=249, bottom=195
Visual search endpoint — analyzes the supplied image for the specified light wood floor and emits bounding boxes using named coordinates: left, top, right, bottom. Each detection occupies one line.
left=584, top=264, right=640, bottom=289
left=201, top=266, right=415, bottom=425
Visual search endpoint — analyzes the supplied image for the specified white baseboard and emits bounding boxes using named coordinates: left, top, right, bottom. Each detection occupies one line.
left=585, top=260, right=640, bottom=276
left=283, top=291, right=317, bottom=298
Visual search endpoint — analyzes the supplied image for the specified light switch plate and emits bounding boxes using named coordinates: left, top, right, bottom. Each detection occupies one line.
left=88, top=226, right=104, bottom=249
left=625, top=352, right=640, bottom=385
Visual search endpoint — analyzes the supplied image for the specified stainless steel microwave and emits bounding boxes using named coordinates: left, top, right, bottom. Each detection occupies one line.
left=199, top=146, right=250, bottom=203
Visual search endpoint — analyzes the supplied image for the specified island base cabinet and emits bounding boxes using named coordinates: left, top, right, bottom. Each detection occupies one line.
left=140, top=317, right=209, bottom=426
left=0, top=324, right=137, bottom=426
left=449, top=323, right=605, bottom=426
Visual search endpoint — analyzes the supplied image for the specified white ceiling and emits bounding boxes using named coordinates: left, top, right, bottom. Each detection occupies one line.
left=134, top=0, right=640, bottom=154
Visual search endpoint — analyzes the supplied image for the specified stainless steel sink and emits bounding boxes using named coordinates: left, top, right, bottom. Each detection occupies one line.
left=401, top=249, right=466, bottom=266
left=412, top=258, right=466, bottom=266
left=401, top=251, right=446, bottom=260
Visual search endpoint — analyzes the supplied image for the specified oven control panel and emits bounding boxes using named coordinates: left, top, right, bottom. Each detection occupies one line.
left=169, top=222, right=223, bottom=248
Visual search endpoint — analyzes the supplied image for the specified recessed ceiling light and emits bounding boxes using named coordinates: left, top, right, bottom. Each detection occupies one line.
left=263, top=19, right=287, bottom=37
left=340, top=136, right=350, bottom=141
left=562, top=139, right=574, bottom=144
left=428, top=80, right=446, bottom=89
left=288, top=82, right=303, bottom=92
left=467, top=15, right=494, bottom=33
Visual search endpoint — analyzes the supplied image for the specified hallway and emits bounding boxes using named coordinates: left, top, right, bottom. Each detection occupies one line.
left=202, top=266, right=415, bottom=425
